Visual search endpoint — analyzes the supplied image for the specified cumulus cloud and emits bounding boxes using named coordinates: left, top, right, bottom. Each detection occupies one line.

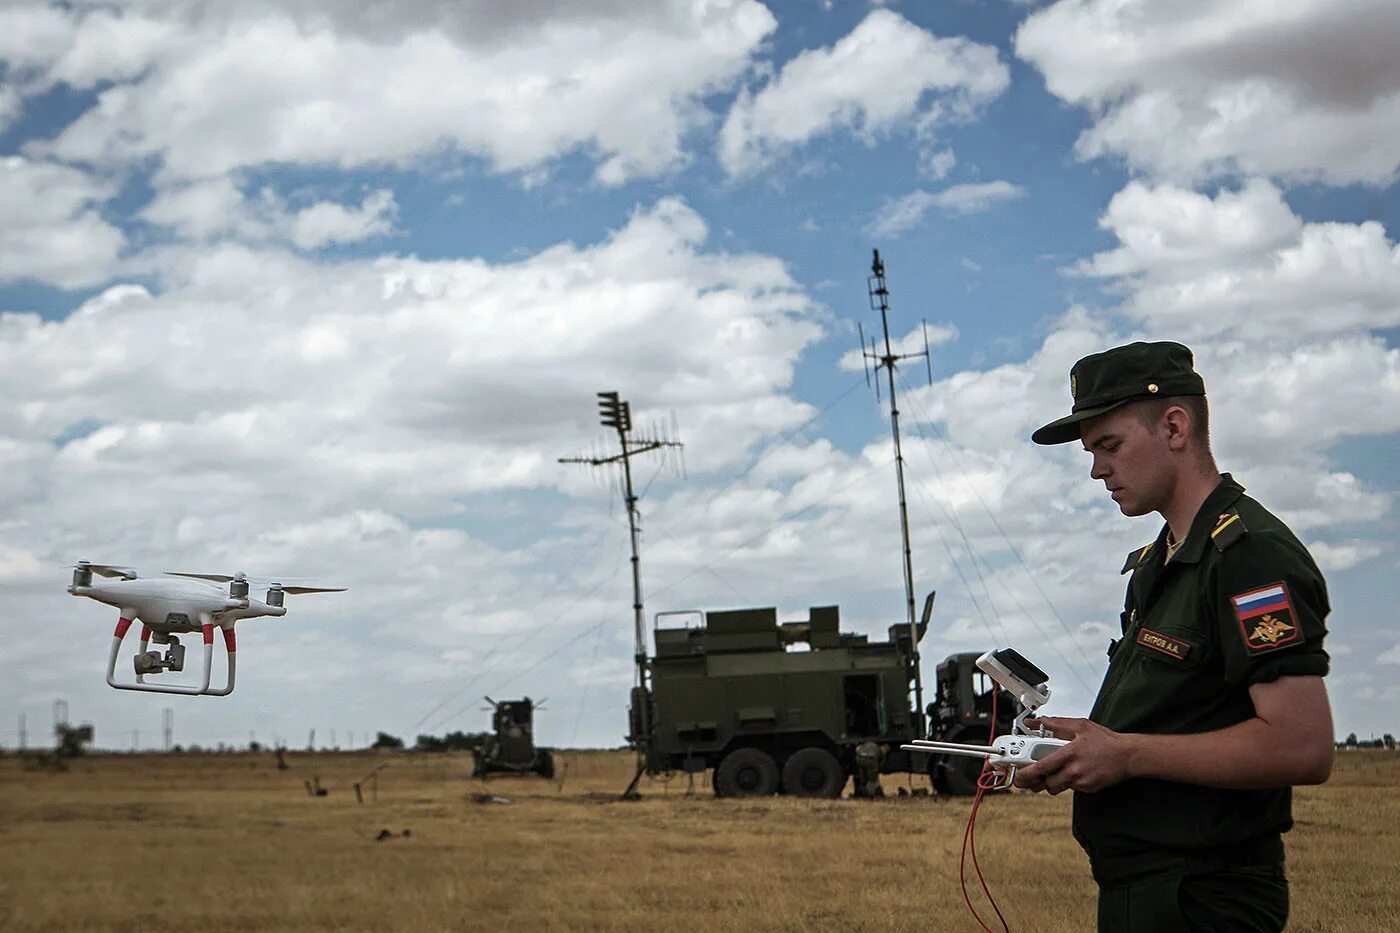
left=289, top=191, right=397, bottom=249
left=719, top=9, right=1009, bottom=176
left=1074, top=179, right=1400, bottom=340
left=0, top=156, right=125, bottom=288
left=139, top=177, right=259, bottom=241
left=1, top=198, right=819, bottom=485
left=1015, top=0, right=1400, bottom=184
left=909, top=190, right=1400, bottom=516
left=919, top=147, right=957, bottom=181
left=866, top=180, right=1027, bottom=237
left=1306, top=540, right=1381, bottom=573
left=141, top=180, right=398, bottom=249
left=0, top=4, right=75, bottom=76
left=13, top=0, right=776, bottom=185
left=0, top=86, right=20, bottom=132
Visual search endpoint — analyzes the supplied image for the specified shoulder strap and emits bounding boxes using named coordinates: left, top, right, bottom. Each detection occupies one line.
left=1210, top=509, right=1248, bottom=551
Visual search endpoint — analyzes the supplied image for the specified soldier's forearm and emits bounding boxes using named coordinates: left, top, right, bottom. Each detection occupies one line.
left=1123, top=679, right=1333, bottom=789
left=1124, top=723, right=1313, bottom=788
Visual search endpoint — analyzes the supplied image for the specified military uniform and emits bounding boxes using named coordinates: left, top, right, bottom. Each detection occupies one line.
left=1032, top=342, right=1331, bottom=933
left=1083, top=473, right=1328, bottom=931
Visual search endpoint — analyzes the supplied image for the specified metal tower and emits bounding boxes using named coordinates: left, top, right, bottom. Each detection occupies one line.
left=560, top=392, right=684, bottom=696
left=860, top=249, right=933, bottom=737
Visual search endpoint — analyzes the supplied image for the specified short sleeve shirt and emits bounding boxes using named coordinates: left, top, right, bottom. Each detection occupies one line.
left=1072, top=474, right=1330, bottom=870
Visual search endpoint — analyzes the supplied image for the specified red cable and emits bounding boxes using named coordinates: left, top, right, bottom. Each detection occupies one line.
left=959, top=689, right=1010, bottom=932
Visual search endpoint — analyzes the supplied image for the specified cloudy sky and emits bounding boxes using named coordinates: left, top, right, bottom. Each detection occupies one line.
left=3, top=0, right=1398, bottom=752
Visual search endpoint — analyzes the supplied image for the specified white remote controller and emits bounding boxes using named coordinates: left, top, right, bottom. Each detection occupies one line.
left=901, top=647, right=1070, bottom=782
left=983, top=734, right=1069, bottom=769
left=900, top=734, right=1069, bottom=771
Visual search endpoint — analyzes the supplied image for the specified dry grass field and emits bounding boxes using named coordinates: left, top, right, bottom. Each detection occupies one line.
left=1, top=748, right=1397, bottom=932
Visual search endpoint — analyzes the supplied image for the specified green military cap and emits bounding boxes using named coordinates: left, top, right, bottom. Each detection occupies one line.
left=1031, top=341, right=1206, bottom=445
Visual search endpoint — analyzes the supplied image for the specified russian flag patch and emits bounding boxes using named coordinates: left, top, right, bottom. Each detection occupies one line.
left=1232, top=583, right=1301, bottom=654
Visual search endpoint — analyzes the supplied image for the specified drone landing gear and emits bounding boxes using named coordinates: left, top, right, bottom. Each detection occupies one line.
left=106, top=615, right=237, bottom=696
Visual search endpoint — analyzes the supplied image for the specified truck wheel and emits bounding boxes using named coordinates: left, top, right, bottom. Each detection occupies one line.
left=714, top=748, right=779, bottom=798
left=781, top=748, right=845, bottom=798
left=534, top=750, right=555, bottom=779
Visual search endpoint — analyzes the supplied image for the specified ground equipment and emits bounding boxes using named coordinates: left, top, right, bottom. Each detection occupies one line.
left=630, top=597, right=931, bottom=798
left=581, top=252, right=1015, bottom=797
left=470, top=697, right=555, bottom=779
left=629, top=599, right=1018, bottom=797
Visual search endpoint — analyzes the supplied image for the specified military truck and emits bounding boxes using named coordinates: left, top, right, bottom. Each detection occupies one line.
left=470, top=696, right=555, bottom=780
left=626, top=594, right=1014, bottom=797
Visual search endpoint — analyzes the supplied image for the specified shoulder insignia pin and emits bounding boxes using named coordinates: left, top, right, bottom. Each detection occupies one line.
left=1210, top=510, right=1247, bottom=552
left=1121, top=543, right=1153, bottom=575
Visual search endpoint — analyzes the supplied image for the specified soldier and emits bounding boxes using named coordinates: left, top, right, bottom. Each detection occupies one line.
left=852, top=740, right=885, bottom=798
left=1016, top=341, right=1334, bottom=932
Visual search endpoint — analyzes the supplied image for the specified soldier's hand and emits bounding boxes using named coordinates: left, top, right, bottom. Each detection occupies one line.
left=1011, top=716, right=1135, bottom=795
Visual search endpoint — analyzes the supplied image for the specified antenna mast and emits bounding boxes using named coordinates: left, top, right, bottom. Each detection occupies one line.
left=560, top=392, right=684, bottom=696
left=863, top=250, right=932, bottom=738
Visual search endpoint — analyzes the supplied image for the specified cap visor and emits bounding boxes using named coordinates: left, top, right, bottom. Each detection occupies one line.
left=1030, top=400, right=1130, bottom=445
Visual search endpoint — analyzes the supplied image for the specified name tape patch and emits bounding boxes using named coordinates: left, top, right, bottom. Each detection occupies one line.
left=1136, top=627, right=1193, bottom=662
left=1232, top=582, right=1302, bottom=654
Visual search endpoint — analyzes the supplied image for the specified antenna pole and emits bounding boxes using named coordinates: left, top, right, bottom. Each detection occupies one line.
left=619, top=425, right=647, bottom=689
left=865, top=249, right=927, bottom=738
left=560, top=393, right=684, bottom=700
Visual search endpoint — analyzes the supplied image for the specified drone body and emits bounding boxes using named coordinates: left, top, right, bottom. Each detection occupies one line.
left=68, top=561, right=344, bottom=697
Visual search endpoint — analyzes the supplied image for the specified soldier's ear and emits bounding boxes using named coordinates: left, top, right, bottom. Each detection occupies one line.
left=1162, top=405, right=1192, bottom=450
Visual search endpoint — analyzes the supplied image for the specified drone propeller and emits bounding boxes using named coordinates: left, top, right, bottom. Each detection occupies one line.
left=166, top=572, right=323, bottom=585
left=166, top=571, right=238, bottom=583
left=73, top=561, right=137, bottom=581
left=164, top=572, right=344, bottom=606
left=167, top=571, right=255, bottom=599
left=264, top=582, right=346, bottom=608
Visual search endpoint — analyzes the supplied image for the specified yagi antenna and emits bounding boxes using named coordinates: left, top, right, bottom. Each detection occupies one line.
left=922, top=320, right=934, bottom=385
left=862, top=248, right=930, bottom=737
left=559, top=392, right=685, bottom=697
left=857, top=321, right=872, bottom=389
left=871, top=333, right=882, bottom=402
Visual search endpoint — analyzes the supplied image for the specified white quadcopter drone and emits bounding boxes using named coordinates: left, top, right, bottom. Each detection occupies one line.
left=903, top=647, right=1068, bottom=784
left=68, top=560, right=344, bottom=697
